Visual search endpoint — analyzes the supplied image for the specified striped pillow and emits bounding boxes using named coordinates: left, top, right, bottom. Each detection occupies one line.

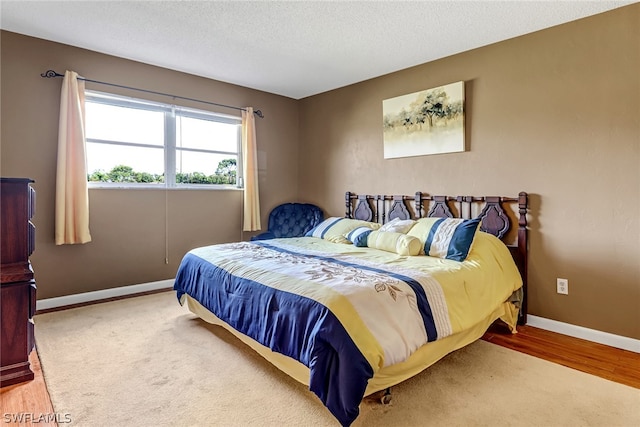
left=409, top=217, right=481, bottom=261
left=306, top=217, right=380, bottom=244
left=345, top=226, right=374, bottom=247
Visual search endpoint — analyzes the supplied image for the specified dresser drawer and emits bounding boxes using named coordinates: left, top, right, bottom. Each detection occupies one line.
left=28, top=185, right=36, bottom=220
left=28, top=221, right=36, bottom=256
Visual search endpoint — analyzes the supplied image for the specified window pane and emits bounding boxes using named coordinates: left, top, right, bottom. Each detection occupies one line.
left=85, top=90, right=242, bottom=188
left=176, top=150, right=237, bottom=185
left=176, top=116, right=239, bottom=153
left=87, top=143, right=164, bottom=183
left=86, top=102, right=164, bottom=146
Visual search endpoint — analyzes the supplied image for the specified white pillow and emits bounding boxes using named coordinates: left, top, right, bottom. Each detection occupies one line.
left=379, top=217, right=416, bottom=234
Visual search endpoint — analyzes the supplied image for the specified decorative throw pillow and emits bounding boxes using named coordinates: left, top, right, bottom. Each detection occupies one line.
left=378, top=217, right=416, bottom=234
left=345, top=226, right=374, bottom=247
left=407, top=217, right=440, bottom=252
left=365, top=231, right=422, bottom=256
left=408, top=217, right=481, bottom=261
left=306, top=217, right=380, bottom=244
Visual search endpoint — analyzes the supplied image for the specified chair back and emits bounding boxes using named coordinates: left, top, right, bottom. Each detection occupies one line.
left=268, top=203, right=324, bottom=238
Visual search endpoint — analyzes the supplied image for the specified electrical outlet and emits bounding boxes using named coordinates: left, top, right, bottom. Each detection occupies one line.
left=557, top=278, right=568, bottom=295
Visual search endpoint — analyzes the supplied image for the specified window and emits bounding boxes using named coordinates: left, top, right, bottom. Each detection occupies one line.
left=85, top=91, right=242, bottom=188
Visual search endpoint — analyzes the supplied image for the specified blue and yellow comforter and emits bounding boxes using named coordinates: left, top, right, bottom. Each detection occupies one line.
left=174, top=233, right=521, bottom=426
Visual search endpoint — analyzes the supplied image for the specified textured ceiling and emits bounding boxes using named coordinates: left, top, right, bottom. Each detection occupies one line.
left=1, top=1, right=633, bottom=99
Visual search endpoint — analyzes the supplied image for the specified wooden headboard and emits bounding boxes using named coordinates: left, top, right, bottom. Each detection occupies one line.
left=345, top=191, right=529, bottom=325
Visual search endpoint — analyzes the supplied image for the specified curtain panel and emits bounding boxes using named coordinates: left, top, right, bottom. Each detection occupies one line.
left=55, top=70, right=92, bottom=245
left=242, top=107, right=261, bottom=232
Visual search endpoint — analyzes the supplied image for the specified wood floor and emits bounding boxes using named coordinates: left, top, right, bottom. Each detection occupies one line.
left=0, top=351, right=56, bottom=427
left=483, top=323, right=640, bottom=389
left=1, top=323, right=638, bottom=426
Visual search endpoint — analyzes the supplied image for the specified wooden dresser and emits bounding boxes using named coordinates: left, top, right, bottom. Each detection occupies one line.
left=1, top=177, right=36, bottom=387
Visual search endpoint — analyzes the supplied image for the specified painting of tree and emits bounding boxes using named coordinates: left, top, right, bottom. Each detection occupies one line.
left=383, top=81, right=464, bottom=159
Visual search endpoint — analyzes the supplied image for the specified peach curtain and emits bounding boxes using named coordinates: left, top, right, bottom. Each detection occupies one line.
left=242, top=107, right=261, bottom=231
left=55, top=70, right=92, bottom=245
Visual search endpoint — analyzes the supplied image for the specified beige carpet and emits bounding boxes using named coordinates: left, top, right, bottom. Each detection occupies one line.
left=35, top=291, right=639, bottom=427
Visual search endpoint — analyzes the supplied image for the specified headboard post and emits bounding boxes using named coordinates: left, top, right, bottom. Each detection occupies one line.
left=345, top=192, right=352, bottom=218
left=517, top=192, right=528, bottom=325
left=376, top=195, right=384, bottom=223
left=414, top=192, right=423, bottom=218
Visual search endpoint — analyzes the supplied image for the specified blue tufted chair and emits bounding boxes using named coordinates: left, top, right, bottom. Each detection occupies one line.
left=251, top=203, right=324, bottom=241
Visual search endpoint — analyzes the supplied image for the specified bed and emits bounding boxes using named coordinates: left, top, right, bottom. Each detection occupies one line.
left=173, top=191, right=529, bottom=426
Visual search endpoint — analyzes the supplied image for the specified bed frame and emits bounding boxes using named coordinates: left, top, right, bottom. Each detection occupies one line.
left=177, top=191, right=531, bottom=413
left=345, top=191, right=529, bottom=325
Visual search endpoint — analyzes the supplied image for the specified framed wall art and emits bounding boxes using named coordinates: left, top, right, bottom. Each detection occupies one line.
left=383, top=81, right=465, bottom=159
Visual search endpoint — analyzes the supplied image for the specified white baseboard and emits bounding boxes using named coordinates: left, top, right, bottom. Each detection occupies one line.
left=36, top=279, right=174, bottom=311
left=527, top=315, right=640, bottom=353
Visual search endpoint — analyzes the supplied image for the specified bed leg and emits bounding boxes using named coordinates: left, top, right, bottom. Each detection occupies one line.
left=380, top=387, right=392, bottom=405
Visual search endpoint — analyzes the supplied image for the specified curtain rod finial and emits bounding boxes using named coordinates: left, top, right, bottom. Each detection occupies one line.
left=41, top=70, right=63, bottom=78
left=254, top=109, right=264, bottom=119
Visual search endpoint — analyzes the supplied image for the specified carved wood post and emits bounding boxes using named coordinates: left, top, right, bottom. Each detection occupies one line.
left=517, top=192, right=528, bottom=325
left=415, top=192, right=423, bottom=218
left=345, top=192, right=352, bottom=218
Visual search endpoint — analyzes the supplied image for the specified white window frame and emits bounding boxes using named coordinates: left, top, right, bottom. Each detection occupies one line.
left=85, top=90, right=243, bottom=190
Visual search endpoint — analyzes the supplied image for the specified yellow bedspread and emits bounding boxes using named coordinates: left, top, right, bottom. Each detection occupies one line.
left=261, top=230, right=522, bottom=335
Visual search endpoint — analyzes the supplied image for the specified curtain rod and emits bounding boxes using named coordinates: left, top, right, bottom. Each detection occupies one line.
left=40, top=70, right=264, bottom=118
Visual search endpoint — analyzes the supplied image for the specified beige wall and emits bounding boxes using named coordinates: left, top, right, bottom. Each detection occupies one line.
left=1, top=31, right=300, bottom=299
left=298, top=5, right=640, bottom=339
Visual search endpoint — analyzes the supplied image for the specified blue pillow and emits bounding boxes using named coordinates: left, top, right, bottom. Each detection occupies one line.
left=424, top=218, right=481, bottom=261
left=345, top=226, right=373, bottom=247
left=305, top=217, right=380, bottom=244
